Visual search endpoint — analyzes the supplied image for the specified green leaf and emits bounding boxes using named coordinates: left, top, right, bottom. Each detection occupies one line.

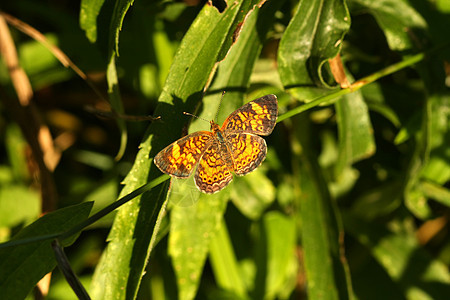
left=350, top=181, right=403, bottom=220
left=349, top=0, right=427, bottom=51
left=420, top=181, right=450, bottom=207
left=209, top=220, right=247, bottom=299
left=0, top=184, right=40, bottom=228
left=90, top=162, right=170, bottom=300
left=18, top=35, right=71, bottom=89
left=0, top=202, right=93, bottom=300
left=294, top=115, right=353, bottom=300
left=335, top=89, right=376, bottom=176
left=436, top=0, right=450, bottom=13
left=169, top=192, right=228, bottom=300
left=420, top=93, right=450, bottom=185
left=278, top=0, right=350, bottom=100
left=344, top=213, right=450, bottom=299
left=5, top=123, right=29, bottom=181
left=253, top=212, right=296, bottom=300
left=405, top=188, right=432, bottom=220
left=79, top=0, right=106, bottom=43
left=421, top=155, right=450, bottom=185
left=361, top=83, right=401, bottom=128
left=106, top=54, right=127, bottom=160
left=91, top=2, right=253, bottom=299
left=187, top=0, right=285, bottom=131
left=231, top=169, right=275, bottom=220
left=109, top=0, right=135, bottom=54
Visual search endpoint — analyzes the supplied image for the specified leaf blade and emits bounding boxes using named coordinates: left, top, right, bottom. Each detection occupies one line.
left=0, top=202, right=93, bottom=300
left=278, top=0, right=350, bottom=100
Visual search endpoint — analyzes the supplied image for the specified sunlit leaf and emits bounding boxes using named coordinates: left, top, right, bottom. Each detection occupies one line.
left=278, top=0, right=350, bottom=100
left=169, top=192, right=228, bottom=300
left=231, top=169, right=275, bottom=220
left=335, top=89, right=375, bottom=176
left=79, top=0, right=106, bottom=43
left=209, top=220, right=247, bottom=299
left=253, top=212, right=296, bottom=300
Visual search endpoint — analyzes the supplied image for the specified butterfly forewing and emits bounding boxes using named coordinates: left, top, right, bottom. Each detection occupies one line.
left=154, top=131, right=212, bottom=178
left=222, top=94, right=278, bottom=136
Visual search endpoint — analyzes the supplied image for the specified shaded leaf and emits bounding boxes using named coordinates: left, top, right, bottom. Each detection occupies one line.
left=350, top=181, right=403, bottom=220
left=106, top=55, right=127, bottom=160
left=0, top=202, right=93, bottom=300
left=5, top=123, right=29, bottom=181
left=349, top=0, right=427, bottom=51
left=278, top=0, right=350, bottom=100
left=344, top=213, right=450, bottom=299
left=361, top=83, right=401, bottom=128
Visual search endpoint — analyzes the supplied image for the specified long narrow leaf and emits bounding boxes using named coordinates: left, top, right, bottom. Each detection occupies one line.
left=91, top=2, right=253, bottom=299
left=294, top=115, right=353, bottom=300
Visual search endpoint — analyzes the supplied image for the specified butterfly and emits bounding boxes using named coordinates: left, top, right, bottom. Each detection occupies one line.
left=154, top=94, right=278, bottom=194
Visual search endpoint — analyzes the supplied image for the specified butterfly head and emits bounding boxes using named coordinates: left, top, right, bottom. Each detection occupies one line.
left=210, top=120, right=220, bottom=134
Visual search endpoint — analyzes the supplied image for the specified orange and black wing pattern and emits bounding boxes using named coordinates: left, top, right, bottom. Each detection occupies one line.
left=154, top=132, right=212, bottom=178
left=194, top=141, right=233, bottom=194
left=222, top=94, right=278, bottom=136
left=227, top=133, right=267, bottom=176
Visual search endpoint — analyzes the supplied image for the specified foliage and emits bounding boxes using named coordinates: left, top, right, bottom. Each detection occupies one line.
left=0, top=0, right=449, bottom=299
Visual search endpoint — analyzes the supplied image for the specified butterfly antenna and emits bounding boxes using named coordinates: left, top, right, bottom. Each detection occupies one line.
left=183, top=111, right=209, bottom=123
left=215, top=91, right=226, bottom=122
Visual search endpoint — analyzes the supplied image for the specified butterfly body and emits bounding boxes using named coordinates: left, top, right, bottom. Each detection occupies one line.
left=154, top=94, right=278, bottom=194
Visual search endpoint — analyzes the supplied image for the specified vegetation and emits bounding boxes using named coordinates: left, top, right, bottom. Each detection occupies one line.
left=0, top=0, right=449, bottom=299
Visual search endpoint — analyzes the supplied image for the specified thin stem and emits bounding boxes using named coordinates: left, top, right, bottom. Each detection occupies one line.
left=52, top=240, right=91, bottom=300
left=60, top=174, right=170, bottom=240
left=277, top=50, right=429, bottom=123
left=0, top=174, right=170, bottom=248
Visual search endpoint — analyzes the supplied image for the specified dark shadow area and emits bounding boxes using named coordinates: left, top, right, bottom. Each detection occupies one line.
left=398, top=247, right=450, bottom=299
left=211, top=0, right=227, bottom=13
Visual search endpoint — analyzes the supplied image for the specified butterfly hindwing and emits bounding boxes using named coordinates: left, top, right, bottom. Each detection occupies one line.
left=227, top=132, right=267, bottom=176
left=194, top=141, right=233, bottom=194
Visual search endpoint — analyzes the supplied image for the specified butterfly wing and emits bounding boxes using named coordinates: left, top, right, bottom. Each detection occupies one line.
left=194, top=141, right=233, bottom=194
left=154, top=131, right=213, bottom=178
left=222, top=94, right=278, bottom=136
left=227, top=132, right=267, bottom=175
